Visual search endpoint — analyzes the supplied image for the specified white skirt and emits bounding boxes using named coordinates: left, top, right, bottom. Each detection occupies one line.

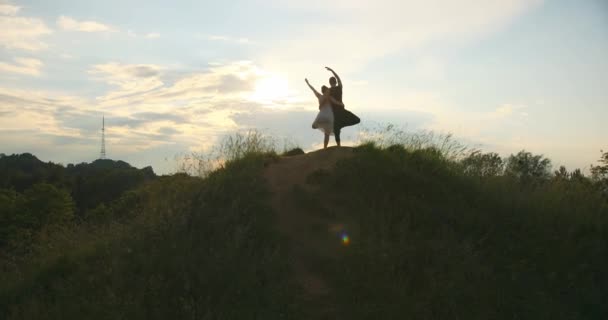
left=312, top=104, right=334, bottom=135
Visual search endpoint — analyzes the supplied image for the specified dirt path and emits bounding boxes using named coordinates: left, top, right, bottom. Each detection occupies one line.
left=263, top=147, right=355, bottom=318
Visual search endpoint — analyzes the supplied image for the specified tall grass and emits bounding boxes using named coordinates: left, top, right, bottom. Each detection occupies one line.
left=300, top=143, right=608, bottom=319
left=357, top=124, right=470, bottom=160
left=175, top=130, right=292, bottom=177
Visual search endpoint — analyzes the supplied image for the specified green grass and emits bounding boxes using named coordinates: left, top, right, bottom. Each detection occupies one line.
left=2, top=129, right=607, bottom=319
left=302, top=143, right=608, bottom=319
left=1, top=153, right=300, bottom=320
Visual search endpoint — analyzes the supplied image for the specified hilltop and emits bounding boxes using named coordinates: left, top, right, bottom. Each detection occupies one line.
left=1, top=143, right=607, bottom=319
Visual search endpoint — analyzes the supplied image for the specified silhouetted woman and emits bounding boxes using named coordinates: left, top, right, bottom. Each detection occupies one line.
left=305, top=78, right=344, bottom=149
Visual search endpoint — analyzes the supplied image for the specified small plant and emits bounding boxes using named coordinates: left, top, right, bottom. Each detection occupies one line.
left=282, top=148, right=305, bottom=157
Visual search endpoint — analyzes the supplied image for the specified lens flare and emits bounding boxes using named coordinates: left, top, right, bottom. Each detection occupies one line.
left=341, top=233, right=350, bottom=246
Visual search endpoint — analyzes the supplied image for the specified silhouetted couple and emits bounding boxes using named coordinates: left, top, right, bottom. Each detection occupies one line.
left=306, top=67, right=360, bottom=148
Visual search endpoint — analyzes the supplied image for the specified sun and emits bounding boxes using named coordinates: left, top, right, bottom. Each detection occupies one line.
left=250, top=74, right=289, bottom=104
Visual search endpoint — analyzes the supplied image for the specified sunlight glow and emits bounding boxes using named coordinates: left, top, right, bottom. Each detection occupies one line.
left=250, top=74, right=289, bottom=104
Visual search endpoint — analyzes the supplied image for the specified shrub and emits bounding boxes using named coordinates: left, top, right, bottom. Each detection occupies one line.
left=504, top=150, right=552, bottom=181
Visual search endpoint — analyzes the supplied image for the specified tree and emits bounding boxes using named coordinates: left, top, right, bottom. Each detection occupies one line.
left=591, top=150, right=608, bottom=194
left=505, top=150, right=552, bottom=181
left=554, top=166, right=570, bottom=180
left=591, top=150, right=608, bottom=181
left=21, top=183, right=75, bottom=229
left=461, top=151, right=504, bottom=177
left=0, top=188, right=21, bottom=247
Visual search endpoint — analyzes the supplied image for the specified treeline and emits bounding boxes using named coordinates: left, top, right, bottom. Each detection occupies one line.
left=459, top=149, right=608, bottom=197
left=0, top=153, right=156, bottom=254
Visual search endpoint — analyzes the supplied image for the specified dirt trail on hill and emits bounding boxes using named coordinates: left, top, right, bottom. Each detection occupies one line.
left=263, top=146, right=355, bottom=318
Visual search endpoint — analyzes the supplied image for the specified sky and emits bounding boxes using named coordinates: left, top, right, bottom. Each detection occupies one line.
left=0, top=0, right=606, bottom=174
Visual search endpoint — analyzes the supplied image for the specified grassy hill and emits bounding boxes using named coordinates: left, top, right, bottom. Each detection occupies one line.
left=1, top=139, right=607, bottom=319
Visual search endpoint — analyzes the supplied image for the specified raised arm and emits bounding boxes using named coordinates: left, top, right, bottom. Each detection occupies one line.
left=305, top=78, right=322, bottom=98
left=325, top=67, right=342, bottom=87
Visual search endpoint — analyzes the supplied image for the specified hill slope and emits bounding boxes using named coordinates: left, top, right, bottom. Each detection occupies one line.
left=1, top=145, right=607, bottom=319
left=264, top=147, right=355, bottom=317
left=265, top=145, right=608, bottom=319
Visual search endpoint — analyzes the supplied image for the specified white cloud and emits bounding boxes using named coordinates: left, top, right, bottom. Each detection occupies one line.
left=89, top=62, right=164, bottom=102
left=494, top=104, right=515, bottom=116
left=144, top=32, right=161, bottom=39
left=0, top=57, right=43, bottom=76
left=57, top=15, right=113, bottom=32
left=493, top=104, right=528, bottom=118
left=90, top=62, right=162, bottom=80
left=79, top=61, right=305, bottom=153
left=403, top=97, right=532, bottom=149
left=0, top=87, right=88, bottom=137
left=0, top=5, right=52, bottom=51
left=206, top=35, right=252, bottom=44
left=0, top=3, right=19, bottom=15
left=88, top=61, right=267, bottom=110
left=126, top=30, right=161, bottom=39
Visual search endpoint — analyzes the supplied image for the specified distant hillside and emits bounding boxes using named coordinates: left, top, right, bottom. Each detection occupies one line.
left=0, top=153, right=156, bottom=215
left=0, top=154, right=156, bottom=257
left=1, top=144, right=607, bottom=320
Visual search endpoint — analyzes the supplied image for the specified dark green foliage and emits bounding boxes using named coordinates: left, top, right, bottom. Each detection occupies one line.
left=591, top=150, right=608, bottom=180
left=505, top=150, right=552, bottom=181
left=0, top=154, right=156, bottom=258
left=591, top=150, right=608, bottom=194
left=0, top=153, right=297, bottom=320
left=282, top=148, right=305, bottom=157
left=2, top=140, right=607, bottom=319
left=0, top=154, right=156, bottom=217
left=21, top=183, right=75, bottom=228
left=461, top=150, right=504, bottom=177
left=0, top=184, right=74, bottom=253
left=0, top=189, right=21, bottom=248
left=304, top=145, right=608, bottom=319
left=0, top=153, right=68, bottom=192
left=67, top=159, right=156, bottom=214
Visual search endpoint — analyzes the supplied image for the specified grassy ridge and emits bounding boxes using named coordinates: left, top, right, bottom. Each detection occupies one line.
left=1, top=130, right=607, bottom=319
left=302, top=144, right=608, bottom=319
left=1, top=154, right=298, bottom=319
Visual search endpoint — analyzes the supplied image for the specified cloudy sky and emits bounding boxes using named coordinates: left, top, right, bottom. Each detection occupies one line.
left=0, top=0, right=606, bottom=174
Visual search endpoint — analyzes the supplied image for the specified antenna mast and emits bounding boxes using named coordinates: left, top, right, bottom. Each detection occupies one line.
left=100, top=116, right=106, bottom=159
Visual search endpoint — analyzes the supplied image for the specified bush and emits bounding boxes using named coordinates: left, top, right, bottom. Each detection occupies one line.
left=505, top=150, right=552, bottom=181
left=0, top=184, right=74, bottom=255
left=282, top=148, right=305, bottom=157
left=461, top=151, right=504, bottom=177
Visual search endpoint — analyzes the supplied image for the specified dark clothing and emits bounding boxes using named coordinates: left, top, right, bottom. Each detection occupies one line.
left=334, top=125, right=342, bottom=144
left=329, top=85, right=360, bottom=143
left=330, top=85, right=344, bottom=130
left=333, top=108, right=360, bottom=130
left=330, top=85, right=343, bottom=107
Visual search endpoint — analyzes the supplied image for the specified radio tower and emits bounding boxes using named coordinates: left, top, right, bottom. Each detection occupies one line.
left=100, top=116, right=106, bottom=159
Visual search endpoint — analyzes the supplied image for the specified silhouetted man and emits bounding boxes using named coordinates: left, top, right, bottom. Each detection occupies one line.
left=326, top=66, right=360, bottom=146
